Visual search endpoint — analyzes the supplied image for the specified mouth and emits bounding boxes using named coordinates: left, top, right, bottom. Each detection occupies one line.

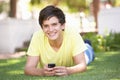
left=48, top=32, right=56, bottom=37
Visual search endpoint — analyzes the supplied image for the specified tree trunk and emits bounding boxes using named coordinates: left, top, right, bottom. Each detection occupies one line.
left=9, top=0, right=17, bottom=18
left=92, top=0, right=100, bottom=33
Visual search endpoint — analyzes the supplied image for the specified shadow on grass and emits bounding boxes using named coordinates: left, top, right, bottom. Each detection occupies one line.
left=0, top=56, right=26, bottom=80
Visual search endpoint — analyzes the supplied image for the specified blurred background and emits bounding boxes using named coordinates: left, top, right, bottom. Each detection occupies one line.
left=0, top=0, right=120, bottom=53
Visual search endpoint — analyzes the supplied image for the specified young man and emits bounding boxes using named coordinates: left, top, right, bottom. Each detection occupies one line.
left=24, top=5, right=87, bottom=76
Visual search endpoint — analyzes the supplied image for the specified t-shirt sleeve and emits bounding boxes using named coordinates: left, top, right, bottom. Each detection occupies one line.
left=72, top=32, right=87, bottom=56
left=27, top=31, right=40, bottom=56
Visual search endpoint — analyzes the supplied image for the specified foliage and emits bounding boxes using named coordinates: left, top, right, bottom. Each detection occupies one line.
left=82, top=32, right=120, bottom=52
left=65, top=0, right=87, bottom=12
left=30, top=0, right=41, bottom=5
left=29, top=0, right=90, bottom=13
left=0, top=1, right=9, bottom=13
left=82, top=32, right=106, bottom=52
left=113, top=0, right=120, bottom=7
left=0, top=51, right=120, bottom=80
left=105, top=32, right=120, bottom=51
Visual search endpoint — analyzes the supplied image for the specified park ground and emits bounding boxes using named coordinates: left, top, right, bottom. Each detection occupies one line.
left=0, top=51, right=120, bottom=80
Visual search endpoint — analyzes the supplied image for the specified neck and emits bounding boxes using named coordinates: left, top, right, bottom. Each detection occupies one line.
left=49, top=36, right=63, bottom=49
left=49, top=33, right=63, bottom=49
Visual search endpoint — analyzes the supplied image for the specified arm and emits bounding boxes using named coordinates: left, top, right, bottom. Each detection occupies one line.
left=24, top=56, right=44, bottom=76
left=24, top=56, right=55, bottom=76
left=54, top=52, right=87, bottom=76
left=67, top=52, right=87, bottom=74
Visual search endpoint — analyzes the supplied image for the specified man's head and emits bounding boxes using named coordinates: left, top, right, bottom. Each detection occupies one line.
left=38, top=5, right=66, bottom=28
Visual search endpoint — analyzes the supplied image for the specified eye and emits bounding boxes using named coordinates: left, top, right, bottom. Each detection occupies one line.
left=52, top=23, right=57, bottom=26
left=43, top=25, right=49, bottom=28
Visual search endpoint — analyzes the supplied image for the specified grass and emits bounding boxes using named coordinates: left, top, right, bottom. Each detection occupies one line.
left=0, top=51, right=120, bottom=80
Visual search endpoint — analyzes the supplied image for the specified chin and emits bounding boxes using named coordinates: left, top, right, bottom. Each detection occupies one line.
left=48, top=36, right=58, bottom=41
left=49, top=38, right=57, bottom=41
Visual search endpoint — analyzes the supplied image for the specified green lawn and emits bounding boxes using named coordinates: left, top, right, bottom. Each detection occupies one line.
left=0, top=51, right=120, bottom=80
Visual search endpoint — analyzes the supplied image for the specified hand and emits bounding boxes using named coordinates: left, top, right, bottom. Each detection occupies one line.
left=43, top=65, right=55, bottom=76
left=54, top=66, right=69, bottom=76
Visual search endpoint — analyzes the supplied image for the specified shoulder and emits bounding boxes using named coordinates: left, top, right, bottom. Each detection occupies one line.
left=64, top=27, right=82, bottom=40
left=32, top=30, right=44, bottom=38
left=33, top=29, right=43, bottom=36
left=30, top=30, right=45, bottom=42
left=65, top=27, right=80, bottom=35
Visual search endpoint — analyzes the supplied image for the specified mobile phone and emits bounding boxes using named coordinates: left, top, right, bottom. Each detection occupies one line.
left=48, top=63, right=56, bottom=68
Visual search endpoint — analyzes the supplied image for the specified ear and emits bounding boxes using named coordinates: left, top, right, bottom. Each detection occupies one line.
left=61, top=23, right=65, bottom=30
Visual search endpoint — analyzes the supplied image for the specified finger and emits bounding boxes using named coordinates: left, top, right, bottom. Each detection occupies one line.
left=44, top=66, right=54, bottom=71
left=43, top=66, right=55, bottom=76
left=55, top=68, right=69, bottom=76
left=54, top=66, right=63, bottom=69
left=55, top=72, right=68, bottom=76
left=44, top=71, right=55, bottom=76
left=55, top=69, right=61, bottom=73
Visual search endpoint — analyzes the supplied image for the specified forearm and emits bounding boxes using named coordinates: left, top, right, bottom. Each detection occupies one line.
left=67, top=63, right=87, bottom=75
left=24, top=67, right=44, bottom=76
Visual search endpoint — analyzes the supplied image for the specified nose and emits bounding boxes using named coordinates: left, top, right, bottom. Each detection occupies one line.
left=49, top=26, right=54, bottom=31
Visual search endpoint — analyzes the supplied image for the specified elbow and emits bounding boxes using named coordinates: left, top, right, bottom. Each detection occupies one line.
left=81, top=63, right=87, bottom=72
left=24, top=69, right=28, bottom=75
left=24, top=68, right=30, bottom=75
left=83, top=64, right=87, bottom=72
left=83, top=65, right=87, bottom=72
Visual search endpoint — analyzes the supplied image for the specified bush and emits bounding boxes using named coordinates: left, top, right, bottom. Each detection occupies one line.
left=105, top=32, right=120, bottom=51
left=82, top=32, right=120, bottom=52
left=82, top=32, right=106, bottom=52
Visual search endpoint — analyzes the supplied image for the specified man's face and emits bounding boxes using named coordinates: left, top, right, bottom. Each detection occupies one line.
left=42, top=16, right=65, bottom=41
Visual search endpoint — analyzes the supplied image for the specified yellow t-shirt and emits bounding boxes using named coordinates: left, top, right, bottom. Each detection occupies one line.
left=27, top=28, right=87, bottom=68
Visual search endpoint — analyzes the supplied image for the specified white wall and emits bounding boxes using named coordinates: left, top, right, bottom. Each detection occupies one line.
left=0, top=18, right=39, bottom=53
left=98, top=7, right=120, bottom=35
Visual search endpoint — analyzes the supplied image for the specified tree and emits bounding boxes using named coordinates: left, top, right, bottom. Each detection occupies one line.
left=92, top=0, right=100, bottom=33
left=9, top=0, right=17, bottom=18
